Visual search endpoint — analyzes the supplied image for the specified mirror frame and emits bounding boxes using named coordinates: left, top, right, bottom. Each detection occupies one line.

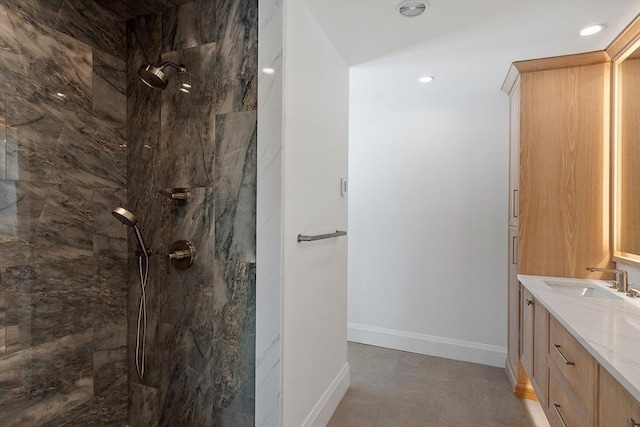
left=610, top=15, right=640, bottom=267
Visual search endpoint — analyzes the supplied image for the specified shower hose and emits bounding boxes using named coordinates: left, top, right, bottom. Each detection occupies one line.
left=136, top=251, right=149, bottom=380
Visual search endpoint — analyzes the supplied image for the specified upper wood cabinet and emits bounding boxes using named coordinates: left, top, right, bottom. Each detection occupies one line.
left=503, top=54, right=613, bottom=279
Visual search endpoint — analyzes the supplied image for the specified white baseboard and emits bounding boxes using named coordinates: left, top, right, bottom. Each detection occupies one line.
left=348, top=322, right=507, bottom=368
left=301, top=362, right=350, bottom=427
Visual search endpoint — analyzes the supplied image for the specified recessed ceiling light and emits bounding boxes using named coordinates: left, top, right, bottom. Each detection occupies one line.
left=181, top=83, right=192, bottom=89
left=398, top=0, right=429, bottom=18
left=262, top=67, right=275, bottom=74
left=55, top=92, right=66, bottom=97
left=579, top=24, right=604, bottom=37
left=419, top=76, right=435, bottom=83
left=180, top=88, right=190, bottom=93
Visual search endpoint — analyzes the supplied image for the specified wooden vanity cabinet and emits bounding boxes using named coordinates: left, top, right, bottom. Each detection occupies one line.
left=520, top=297, right=640, bottom=427
left=598, top=366, right=640, bottom=427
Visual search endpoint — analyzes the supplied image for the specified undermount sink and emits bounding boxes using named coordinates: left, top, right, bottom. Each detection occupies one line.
left=543, top=280, right=623, bottom=300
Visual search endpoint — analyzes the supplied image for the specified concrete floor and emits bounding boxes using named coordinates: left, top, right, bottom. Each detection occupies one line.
left=328, top=342, right=550, bottom=427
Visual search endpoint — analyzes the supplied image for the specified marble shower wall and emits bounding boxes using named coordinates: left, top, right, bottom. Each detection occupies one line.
left=256, top=0, right=283, bottom=425
left=126, top=0, right=257, bottom=425
left=0, top=1, right=128, bottom=426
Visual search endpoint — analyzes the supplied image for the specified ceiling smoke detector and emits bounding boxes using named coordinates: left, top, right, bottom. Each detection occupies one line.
left=398, top=0, right=429, bottom=18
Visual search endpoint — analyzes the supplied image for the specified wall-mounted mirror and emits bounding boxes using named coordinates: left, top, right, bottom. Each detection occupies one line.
left=613, top=36, right=640, bottom=266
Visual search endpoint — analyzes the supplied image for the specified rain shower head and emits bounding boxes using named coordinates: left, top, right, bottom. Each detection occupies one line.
left=138, top=61, right=187, bottom=90
left=112, top=207, right=150, bottom=256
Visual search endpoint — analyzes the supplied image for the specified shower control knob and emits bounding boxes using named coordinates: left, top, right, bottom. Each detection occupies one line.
left=158, top=188, right=190, bottom=206
left=167, top=240, right=195, bottom=272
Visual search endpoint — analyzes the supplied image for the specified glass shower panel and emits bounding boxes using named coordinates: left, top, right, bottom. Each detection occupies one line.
left=0, top=1, right=128, bottom=424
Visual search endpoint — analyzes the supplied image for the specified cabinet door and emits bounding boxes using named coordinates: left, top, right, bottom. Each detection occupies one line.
left=598, top=365, right=640, bottom=427
left=521, top=286, right=534, bottom=377
left=508, top=80, right=520, bottom=227
left=533, top=300, right=548, bottom=406
left=507, top=226, right=519, bottom=381
left=518, top=63, right=610, bottom=277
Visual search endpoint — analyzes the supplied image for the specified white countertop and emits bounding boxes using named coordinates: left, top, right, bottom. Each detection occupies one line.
left=518, top=274, right=640, bottom=402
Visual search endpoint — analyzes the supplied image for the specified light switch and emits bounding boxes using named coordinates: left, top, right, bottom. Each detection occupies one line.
left=340, top=177, right=347, bottom=196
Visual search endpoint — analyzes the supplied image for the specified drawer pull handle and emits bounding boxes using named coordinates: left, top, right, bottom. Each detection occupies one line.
left=553, top=344, right=575, bottom=366
left=526, top=299, right=533, bottom=306
left=628, top=418, right=640, bottom=427
left=553, top=403, right=568, bottom=427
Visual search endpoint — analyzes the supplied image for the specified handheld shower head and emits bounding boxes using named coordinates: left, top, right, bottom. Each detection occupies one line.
left=111, top=207, right=150, bottom=256
left=112, top=206, right=137, bottom=227
left=113, top=207, right=152, bottom=381
left=138, top=61, right=187, bottom=90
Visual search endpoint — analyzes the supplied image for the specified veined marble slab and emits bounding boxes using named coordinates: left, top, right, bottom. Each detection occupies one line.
left=162, top=0, right=215, bottom=53
left=519, top=274, right=640, bottom=402
left=256, top=0, right=283, bottom=424
left=215, top=111, right=257, bottom=263
left=214, top=0, right=258, bottom=114
left=93, top=50, right=126, bottom=125
left=0, top=4, right=93, bottom=115
left=2, top=94, right=126, bottom=187
left=0, top=93, right=6, bottom=181
left=0, top=0, right=125, bottom=60
left=40, top=374, right=127, bottom=426
left=0, top=330, right=94, bottom=426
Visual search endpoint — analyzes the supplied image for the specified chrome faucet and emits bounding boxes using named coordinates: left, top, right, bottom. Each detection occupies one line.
left=586, top=267, right=628, bottom=293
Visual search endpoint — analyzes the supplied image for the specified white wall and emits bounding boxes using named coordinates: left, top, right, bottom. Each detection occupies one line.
left=617, top=262, right=640, bottom=288
left=256, top=0, right=283, bottom=425
left=348, top=78, right=509, bottom=367
left=281, top=2, right=350, bottom=426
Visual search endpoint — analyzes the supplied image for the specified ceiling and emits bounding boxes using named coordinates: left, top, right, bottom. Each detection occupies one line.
left=303, top=0, right=640, bottom=103
left=304, top=0, right=640, bottom=66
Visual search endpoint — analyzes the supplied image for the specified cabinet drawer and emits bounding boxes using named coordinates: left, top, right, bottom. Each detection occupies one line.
left=549, top=367, right=591, bottom=427
left=549, top=317, right=596, bottom=416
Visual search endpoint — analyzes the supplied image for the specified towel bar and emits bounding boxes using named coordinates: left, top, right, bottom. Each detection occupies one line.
left=297, top=230, right=347, bottom=242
